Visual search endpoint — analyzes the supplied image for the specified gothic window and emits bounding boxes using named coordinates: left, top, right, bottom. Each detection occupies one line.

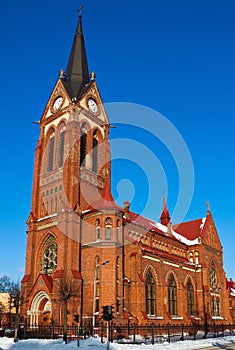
left=186, top=279, right=194, bottom=316
left=47, top=132, right=55, bottom=172
left=168, top=274, right=177, bottom=316
left=145, top=270, right=156, bottom=316
left=105, top=218, right=112, bottom=240
left=210, top=262, right=217, bottom=289
left=92, top=131, right=98, bottom=173
left=96, top=219, right=101, bottom=240
left=42, top=243, right=57, bottom=273
left=58, top=123, right=66, bottom=168
left=80, top=124, right=87, bottom=167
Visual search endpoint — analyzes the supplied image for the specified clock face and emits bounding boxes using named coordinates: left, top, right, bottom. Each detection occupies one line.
left=53, top=96, right=63, bottom=111
left=87, top=98, right=98, bottom=113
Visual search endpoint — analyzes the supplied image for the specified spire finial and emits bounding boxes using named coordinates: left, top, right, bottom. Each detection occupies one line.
left=78, top=5, right=83, bottom=17
left=206, top=200, right=210, bottom=213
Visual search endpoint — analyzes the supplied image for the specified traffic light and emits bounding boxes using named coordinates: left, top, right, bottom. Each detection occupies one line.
left=73, top=314, right=79, bottom=323
left=102, top=305, right=114, bottom=321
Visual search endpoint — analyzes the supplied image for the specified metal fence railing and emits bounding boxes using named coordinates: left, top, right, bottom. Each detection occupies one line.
left=2, top=322, right=235, bottom=345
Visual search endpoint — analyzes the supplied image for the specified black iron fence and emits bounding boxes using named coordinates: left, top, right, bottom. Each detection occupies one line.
left=2, top=322, right=235, bottom=345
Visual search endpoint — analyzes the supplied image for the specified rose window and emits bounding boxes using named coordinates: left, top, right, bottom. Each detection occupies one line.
left=42, top=243, right=57, bottom=273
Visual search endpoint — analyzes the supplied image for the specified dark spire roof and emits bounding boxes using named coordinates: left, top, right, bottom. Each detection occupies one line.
left=63, top=12, right=90, bottom=99
left=160, top=197, right=171, bottom=226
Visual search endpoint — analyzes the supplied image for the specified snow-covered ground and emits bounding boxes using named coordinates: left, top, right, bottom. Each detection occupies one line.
left=1, top=335, right=235, bottom=350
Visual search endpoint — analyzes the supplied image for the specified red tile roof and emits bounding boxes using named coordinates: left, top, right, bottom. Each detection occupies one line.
left=172, top=218, right=205, bottom=241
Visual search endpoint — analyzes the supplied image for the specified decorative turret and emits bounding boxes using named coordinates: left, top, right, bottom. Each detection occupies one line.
left=63, top=7, right=90, bottom=99
left=160, top=197, right=171, bottom=226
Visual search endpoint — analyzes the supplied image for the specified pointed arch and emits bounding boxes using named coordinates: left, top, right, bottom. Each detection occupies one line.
left=29, top=291, right=51, bottom=326
left=145, top=269, right=156, bottom=316
left=38, top=233, right=58, bottom=274
left=143, top=264, right=159, bottom=285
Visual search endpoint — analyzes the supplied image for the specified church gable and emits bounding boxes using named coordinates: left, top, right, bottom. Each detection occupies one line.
left=41, top=78, right=71, bottom=121
left=201, top=214, right=222, bottom=251
left=78, top=81, right=109, bottom=124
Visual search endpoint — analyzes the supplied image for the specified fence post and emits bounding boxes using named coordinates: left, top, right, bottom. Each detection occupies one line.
left=221, top=323, right=224, bottom=337
left=133, top=322, right=136, bottom=344
left=151, top=323, right=154, bottom=345
left=213, top=322, right=216, bottom=338
left=167, top=323, right=171, bottom=343
left=180, top=323, right=184, bottom=341
left=193, top=323, right=196, bottom=340
left=127, top=318, right=130, bottom=336
left=101, top=322, right=104, bottom=343
left=110, top=322, right=113, bottom=343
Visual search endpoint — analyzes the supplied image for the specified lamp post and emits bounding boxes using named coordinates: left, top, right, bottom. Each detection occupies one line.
left=92, top=260, right=109, bottom=331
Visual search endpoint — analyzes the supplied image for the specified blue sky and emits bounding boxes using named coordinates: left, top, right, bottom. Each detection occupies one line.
left=0, top=0, right=234, bottom=280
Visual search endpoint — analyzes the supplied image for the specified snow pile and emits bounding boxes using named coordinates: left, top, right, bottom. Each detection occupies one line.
left=1, top=335, right=235, bottom=349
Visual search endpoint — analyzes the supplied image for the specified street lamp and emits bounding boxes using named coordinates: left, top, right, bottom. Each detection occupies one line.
left=93, top=260, right=109, bottom=330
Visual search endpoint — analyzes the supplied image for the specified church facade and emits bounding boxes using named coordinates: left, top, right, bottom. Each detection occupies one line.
left=21, top=12, right=234, bottom=327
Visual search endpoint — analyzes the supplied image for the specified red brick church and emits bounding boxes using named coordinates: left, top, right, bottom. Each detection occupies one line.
left=21, top=11, right=235, bottom=327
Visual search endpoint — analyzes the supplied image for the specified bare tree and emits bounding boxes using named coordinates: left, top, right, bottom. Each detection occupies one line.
left=55, top=275, right=80, bottom=344
left=0, top=275, right=12, bottom=292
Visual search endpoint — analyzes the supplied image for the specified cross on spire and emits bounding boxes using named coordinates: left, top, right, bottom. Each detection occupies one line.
left=78, top=5, right=83, bottom=17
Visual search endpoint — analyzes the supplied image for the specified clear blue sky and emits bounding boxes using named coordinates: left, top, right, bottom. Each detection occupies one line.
left=0, top=0, right=234, bottom=280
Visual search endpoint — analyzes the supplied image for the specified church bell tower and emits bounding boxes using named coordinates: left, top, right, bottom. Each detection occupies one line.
left=21, top=10, right=113, bottom=326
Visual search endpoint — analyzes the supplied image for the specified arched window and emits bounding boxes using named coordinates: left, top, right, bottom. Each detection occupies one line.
left=92, top=131, right=98, bottom=173
left=105, top=218, right=112, bottom=240
left=42, top=242, right=57, bottom=273
left=58, top=123, right=66, bottom=168
left=47, top=131, right=55, bottom=172
left=96, top=219, right=101, bottom=240
left=80, top=124, right=87, bottom=167
left=168, top=274, right=177, bottom=316
left=145, top=270, right=156, bottom=316
left=186, top=279, right=194, bottom=316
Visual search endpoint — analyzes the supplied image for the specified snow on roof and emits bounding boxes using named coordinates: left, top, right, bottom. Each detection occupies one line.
left=154, top=222, right=199, bottom=246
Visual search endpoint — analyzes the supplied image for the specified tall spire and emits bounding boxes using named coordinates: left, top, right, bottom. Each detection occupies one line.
left=64, top=8, right=90, bottom=99
left=160, top=197, right=171, bottom=226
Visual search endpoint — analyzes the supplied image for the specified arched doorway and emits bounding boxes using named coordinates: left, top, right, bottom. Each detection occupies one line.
left=29, top=291, right=52, bottom=326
